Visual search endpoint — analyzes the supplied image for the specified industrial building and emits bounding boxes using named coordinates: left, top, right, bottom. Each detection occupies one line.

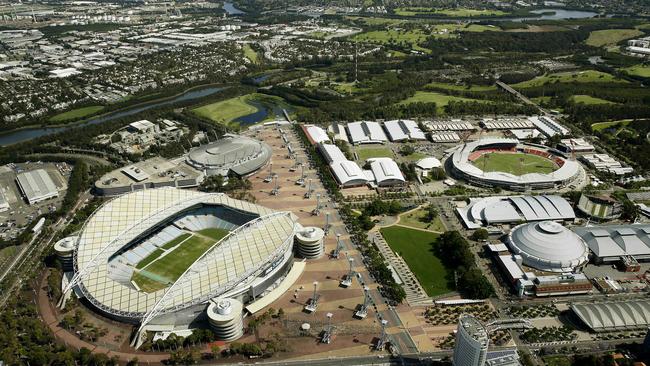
left=527, top=116, right=569, bottom=137
left=366, top=158, right=406, bottom=187
left=506, top=221, right=589, bottom=273
left=424, top=120, right=475, bottom=131
left=480, top=118, right=534, bottom=130
left=580, top=153, right=634, bottom=176
left=304, top=125, right=330, bottom=144
left=449, top=138, right=582, bottom=191
left=95, top=156, right=204, bottom=196
left=383, top=119, right=426, bottom=141
left=328, top=123, right=349, bottom=143
left=557, top=138, right=595, bottom=153
left=60, top=188, right=308, bottom=347
left=317, top=143, right=368, bottom=187
left=571, top=300, right=650, bottom=332
left=15, top=169, right=59, bottom=205
left=347, top=121, right=388, bottom=145
left=186, top=135, right=272, bottom=177
left=572, top=224, right=650, bottom=264
left=430, top=132, right=461, bottom=143
left=457, top=195, right=575, bottom=229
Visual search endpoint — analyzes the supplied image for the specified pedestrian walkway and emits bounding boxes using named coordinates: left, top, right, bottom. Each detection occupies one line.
left=371, top=231, right=432, bottom=306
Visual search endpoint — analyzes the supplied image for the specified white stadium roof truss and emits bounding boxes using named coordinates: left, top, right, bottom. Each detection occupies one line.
left=63, top=189, right=295, bottom=321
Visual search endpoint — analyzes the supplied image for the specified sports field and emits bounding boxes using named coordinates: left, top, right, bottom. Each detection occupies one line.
left=472, top=152, right=557, bottom=176
left=193, top=94, right=259, bottom=125
left=380, top=226, right=452, bottom=296
left=132, top=228, right=230, bottom=292
left=49, top=105, right=104, bottom=122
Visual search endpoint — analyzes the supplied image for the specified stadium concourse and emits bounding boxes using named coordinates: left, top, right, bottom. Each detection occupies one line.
left=448, top=138, right=584, bottom=191
left=59, top=187, right=317, bottom=347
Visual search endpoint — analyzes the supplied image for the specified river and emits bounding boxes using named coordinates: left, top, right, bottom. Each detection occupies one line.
left=510, top=8, right=599, bottom=22
left=0, top=86, right=227, bottom=147
left=223, top=2, right=245, bottom=15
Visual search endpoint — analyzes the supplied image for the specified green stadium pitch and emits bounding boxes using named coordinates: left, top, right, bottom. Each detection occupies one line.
left=471, top=152, right=558, bottom=176
left=131, top=228, right=230, bottom=293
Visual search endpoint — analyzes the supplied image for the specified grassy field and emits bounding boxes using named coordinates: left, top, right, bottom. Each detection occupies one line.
left=398, top=208, right=446, bottom=232
left=49, top=105, right=104, bottom=122
left=352, top=29, right=431, bottom=52
left=622, top=64, right=650, bottom=78
left=400, top=91, right=490, bottom=112
left=570, top=94, right=615, bottom=105
left=379, top=226, right=452, bottom=297
left=243, top=44, right=259, bottom=64
left=585, top=29, right=643, bottom=47
left=193, top=94, right=258, bottom=124
left=542, top=355, right=572, bottom=366
left=472, top=152, right=557, bottom=175
left=197, top=228, right=230, bottom=241
left=512, top=70, right=625, bottom=88
left=394, top=7, right=507, bottom=17
left=356, top=147, right=394, bottom=161
left=402, top=151, right=427, bottom=161
left=591, top=119, right=632, bottom=132
left=132, top=234, right=217, bottom=292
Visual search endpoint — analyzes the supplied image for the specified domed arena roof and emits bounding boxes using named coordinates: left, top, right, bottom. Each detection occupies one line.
left=186, top=135, right=271, bottom=176
left=507, top=221, right=589, bottom=272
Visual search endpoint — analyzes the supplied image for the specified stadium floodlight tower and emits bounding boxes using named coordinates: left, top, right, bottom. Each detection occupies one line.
left=332, top=233, right=344, bottom=259
left=321, top=312, right=334, bottom=344
left=375, top=319, right=389, bottom=351
left=296, top=163, right=305, bottom=186
left=263, top=163, right=274, bottom=183
left=355, top=286, right=371, bottom=319
left=271, top=175, right=279, bottom=196
left=304, top=179, right=314, bottom=199
left=289, top=159, right=299, bottom=172
left=311, top=193, right=321, bottom=216
left=340, top=257, right=355, bottom=287
left=324, top=212, right=331, bottom=234
left=304, top=281, right=320, bottom=313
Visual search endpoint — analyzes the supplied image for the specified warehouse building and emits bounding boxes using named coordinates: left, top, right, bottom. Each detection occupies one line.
left=572, top=224, right=650, bottom=264
left=366, top=158, right=405, bottom=187
left=347, top=121, right=388, bottom=145
left=317, top=143, right=368, bottom=187
left=304, top=125, right=330, bottom=144
left=527, top=116, right=569, bottom=137
left=571, top=300, right=650, bottom=332
left=383, top=119, right=426, bottom=141
left=15, top=169, right=59, bottom=205
left=457, top=195, right=575, bottom=229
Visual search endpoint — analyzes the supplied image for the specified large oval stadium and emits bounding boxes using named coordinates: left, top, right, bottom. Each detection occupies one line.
left=448, top=138, right=583, bottom=191
left=62, top=188, right=298, bottom=344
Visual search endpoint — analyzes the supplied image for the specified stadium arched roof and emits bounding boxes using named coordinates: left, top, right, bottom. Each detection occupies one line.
left=571, top=300, right=650, bottom=332
left=450, top=138, right=582, bottom=187
left=507, top=221, right=589, bottom=272
left=66, top=188, right=296, bottom=320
